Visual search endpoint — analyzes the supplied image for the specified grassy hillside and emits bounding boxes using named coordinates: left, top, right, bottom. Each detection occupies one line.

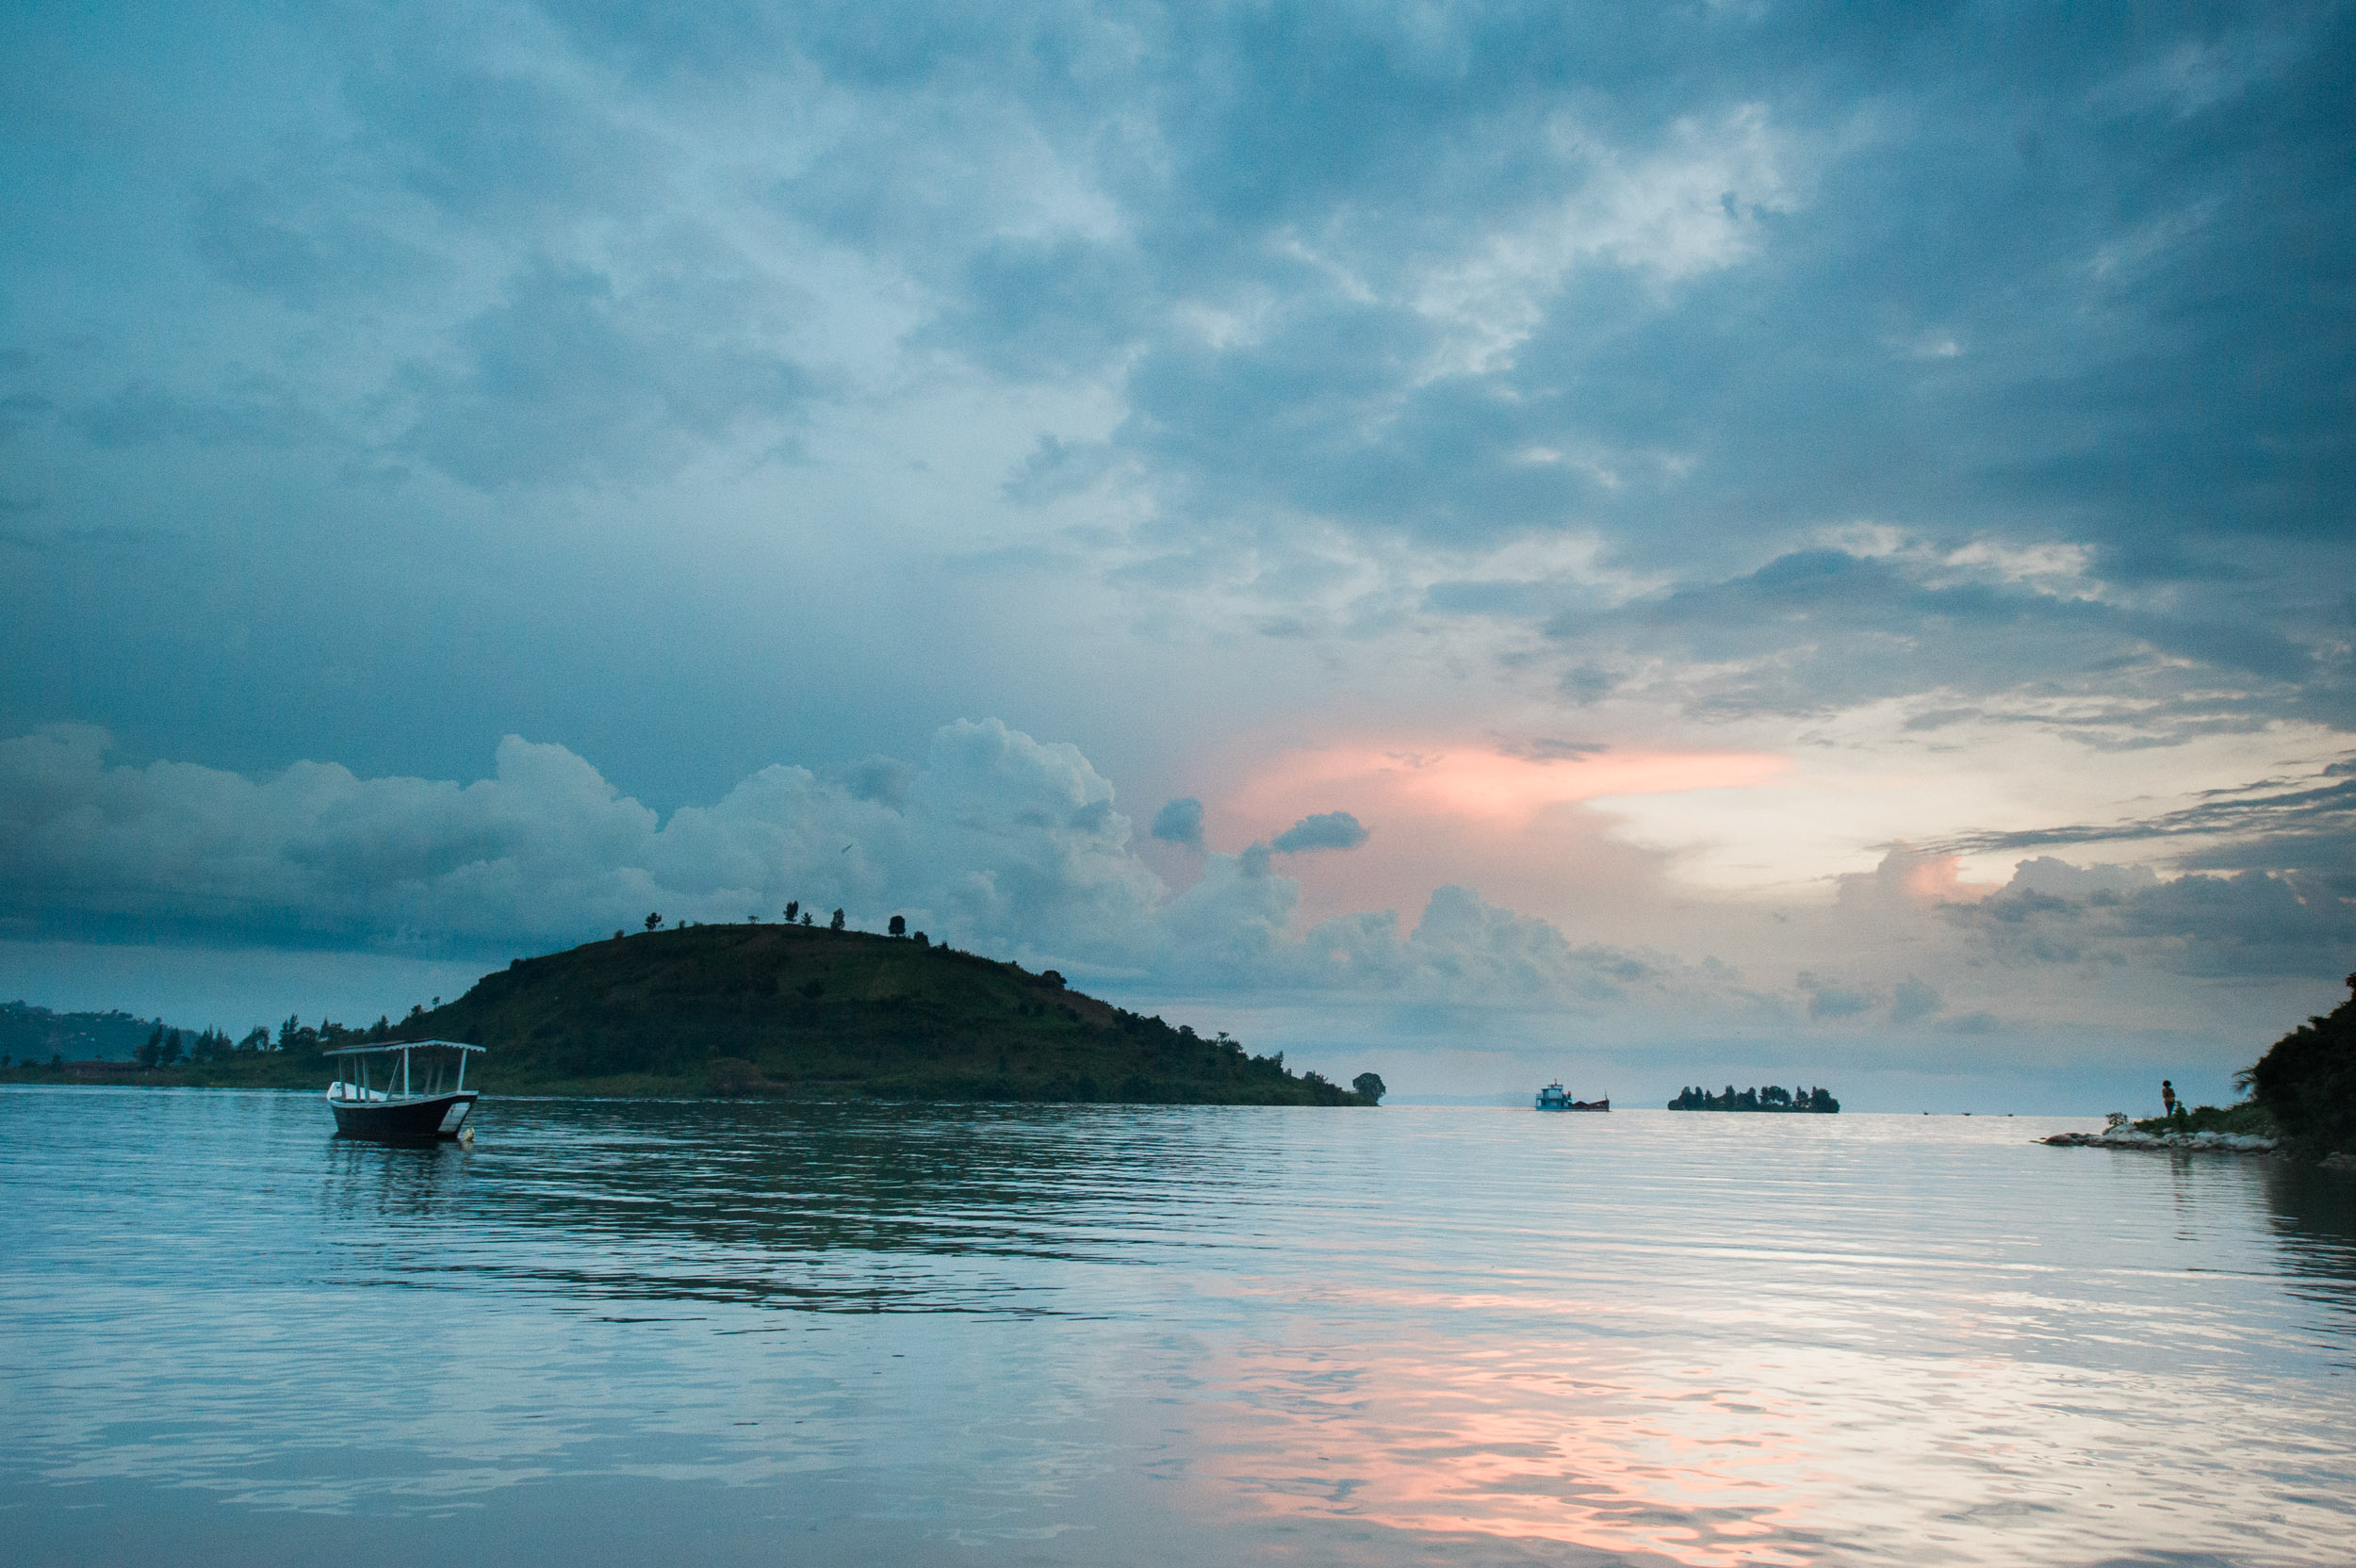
left=8, top=925, right=1374, bottom=1105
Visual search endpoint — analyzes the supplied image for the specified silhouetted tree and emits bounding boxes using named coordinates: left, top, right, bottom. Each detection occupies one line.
left=1352, top=1072, right=1386, bottom=1103
left=1039, top=969, right=1064, bottom=988
left=829, top=908, right=845, bottom=930
left=646, top=912, right=663, bottom=932
left=785, top=901, right=799, bottom=923
left=2241, top=972, right=2356, bottom=1153
left=801, top=911, right=813, bottom=925
left=889, top=915, right=906, bottom=937
left=136, top=1027, right=164, bottom=1069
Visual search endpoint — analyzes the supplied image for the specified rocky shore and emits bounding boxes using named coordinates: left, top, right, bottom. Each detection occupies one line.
left=2042, top=1128, right=2278, bottom=1153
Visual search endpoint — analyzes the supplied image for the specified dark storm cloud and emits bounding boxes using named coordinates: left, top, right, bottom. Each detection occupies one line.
left=998, top=1, right=2356, bottom=568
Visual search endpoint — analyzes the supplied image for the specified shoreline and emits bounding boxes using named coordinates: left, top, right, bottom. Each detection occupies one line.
left=2042, top=1128, right=2280, bottom=1154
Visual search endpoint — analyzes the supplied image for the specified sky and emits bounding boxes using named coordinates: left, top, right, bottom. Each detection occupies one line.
left=3, top=0, right=2351, bottom=1109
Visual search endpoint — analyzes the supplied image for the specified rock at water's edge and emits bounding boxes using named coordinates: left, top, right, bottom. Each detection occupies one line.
left=2042, top=1130, right=2279, bottom=1153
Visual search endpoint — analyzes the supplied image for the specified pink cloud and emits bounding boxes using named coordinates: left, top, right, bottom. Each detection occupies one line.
left=1206, top=739, right=1791, bottom=931
left=1227, top=742, right=1789, bottom=835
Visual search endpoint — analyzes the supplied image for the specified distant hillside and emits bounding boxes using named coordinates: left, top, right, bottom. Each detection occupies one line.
left=0, top=1002, right=173, bottom=1063
left=379, top=923, right=1371, bottom=1103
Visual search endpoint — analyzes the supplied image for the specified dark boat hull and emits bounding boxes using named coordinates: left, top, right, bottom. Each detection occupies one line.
left=330, top=1091, right=478, bottom=1141
left=1536, top=1099, right=1610, bottom=1112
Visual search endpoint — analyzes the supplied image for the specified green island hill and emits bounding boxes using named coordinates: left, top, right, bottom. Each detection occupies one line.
left=2, top=923, right=1383, bottom=1105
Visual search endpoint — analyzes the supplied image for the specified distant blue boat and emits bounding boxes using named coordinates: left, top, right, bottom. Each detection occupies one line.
left=325, top=1040, right=483, bottom=1141
left=1535, top=1081, right=1609, bottom=1112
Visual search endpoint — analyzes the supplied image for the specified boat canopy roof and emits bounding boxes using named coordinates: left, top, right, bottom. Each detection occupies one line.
left=321, top=1039, right=485, bottom=1057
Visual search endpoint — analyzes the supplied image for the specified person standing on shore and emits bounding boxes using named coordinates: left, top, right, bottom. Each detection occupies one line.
left=2161, top=1079, right=2177, bottom=1117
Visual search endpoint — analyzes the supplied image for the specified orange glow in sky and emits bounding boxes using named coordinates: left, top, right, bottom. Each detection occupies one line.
left=1228, top=742, right=1791, bottom=836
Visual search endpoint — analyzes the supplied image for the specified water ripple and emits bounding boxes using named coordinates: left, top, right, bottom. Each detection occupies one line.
left=4, top=1086, right=2352, bottom=1565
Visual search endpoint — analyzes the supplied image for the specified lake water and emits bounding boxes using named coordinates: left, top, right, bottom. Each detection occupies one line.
left=4, top=1087, right=2353, bottom=1567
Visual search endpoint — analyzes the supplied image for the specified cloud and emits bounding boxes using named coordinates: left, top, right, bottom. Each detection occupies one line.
left=1494, top=736, right=1611, bottom=762
left=0, top=720, right=1155, bottom=965
left=1933, top=770, right=2356, bottom=868
left=0, top=722, right=1686, bottom=1014
left=1940, top=858, right=2356, bottom=980
left=1289, top=884, right=1676, bottom=1008
left=1270, top=810, right=1370, bottom=854
left=398, top=263, right=817, bottom=488
left=1890, top=974, right=1942, bottom=1025
left=1797, top=971, right=1875, bottom=1021
left=191, top=179, right=443, bottom=311
left=1, top=0, right=2352, bottom=1086
left=1150, top=796, right=1204, bottom=848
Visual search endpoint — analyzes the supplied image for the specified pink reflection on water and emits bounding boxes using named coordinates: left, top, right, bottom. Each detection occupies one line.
left=1163, top=1274, right=2348, bottom=1568
left=1194, top=1338, right=1824, bottom=1565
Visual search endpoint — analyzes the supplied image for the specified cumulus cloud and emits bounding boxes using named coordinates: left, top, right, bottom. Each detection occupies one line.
left=1288, top=884, right=1679, bottom=1009
left=0, top=720, right=1154, bottom=964
left=0, top=722, right=1691, bottom=1013
left=1270, top=810, right=1370, bottom=854
left=1150, top=796, right=1204, bottom=848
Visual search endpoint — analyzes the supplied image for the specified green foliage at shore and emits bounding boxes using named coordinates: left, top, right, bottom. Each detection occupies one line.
left=1668, top=1084, right=1839, bottom=1113
left=2241, top=972, right=2356, bottom=1155
left=2132, top=1102, right=2281, bottom=1138
left=0, top=926, right=1376, bottom=1105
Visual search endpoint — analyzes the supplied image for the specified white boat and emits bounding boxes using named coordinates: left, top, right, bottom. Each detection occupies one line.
left=324, top=1040, right=483, bottom=1140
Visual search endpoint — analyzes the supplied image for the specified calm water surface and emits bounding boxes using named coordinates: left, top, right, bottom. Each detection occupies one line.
left=4, top=1086, right=2353, bottom=1566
